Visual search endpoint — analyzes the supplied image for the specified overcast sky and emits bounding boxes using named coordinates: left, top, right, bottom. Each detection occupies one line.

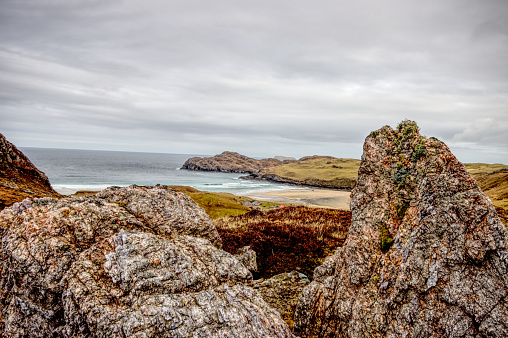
left=1, top=0, right=507, bottom=163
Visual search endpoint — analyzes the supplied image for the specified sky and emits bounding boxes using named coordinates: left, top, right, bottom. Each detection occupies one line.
left=1, top=0, right=507, bottom=163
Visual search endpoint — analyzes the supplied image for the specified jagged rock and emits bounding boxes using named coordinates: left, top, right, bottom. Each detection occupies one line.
left=235, top=246, right=258, bottom=273
left=0, top=186, right=294, bottom=337
left=294, top=121, right=508, bottom=337
left=0, top=133, right=60, bottom=210
left=97, top=185, right=222, bottom=248
left=254, top=271, right=310, bottom=328
left=181, top=151, right=296, bottom=174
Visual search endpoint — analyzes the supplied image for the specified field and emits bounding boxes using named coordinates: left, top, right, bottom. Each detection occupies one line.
left=262, top=157, right=360, bottom=189
left=465, top=164, right=508, bottom=209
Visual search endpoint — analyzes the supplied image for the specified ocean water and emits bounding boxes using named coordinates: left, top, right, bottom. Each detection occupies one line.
left=20, top=148, right=298, bottom=196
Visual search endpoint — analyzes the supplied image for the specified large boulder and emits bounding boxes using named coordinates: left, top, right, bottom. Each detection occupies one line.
left=97, top=185, right=222, bottom=248
left=0, top=132, right=60, bottom=210
left=294, top=121, right=508, bottom=337
left=0, top=186, right=293, bottom=337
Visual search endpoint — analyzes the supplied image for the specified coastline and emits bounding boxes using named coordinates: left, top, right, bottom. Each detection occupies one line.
left=239, top=173, right=354, bottom=191
left=246, top=188, right=351, bottom=210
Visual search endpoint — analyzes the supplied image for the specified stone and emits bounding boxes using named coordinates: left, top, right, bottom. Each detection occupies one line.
left=254, top=271, right=310, bottom=328
left=97, top=185, right=222, bottom=248
left=294, top=121, right=508, bottom=337
left=0, top=185, right=294, bottom=337
left=235, top=245, right=258, bottom=273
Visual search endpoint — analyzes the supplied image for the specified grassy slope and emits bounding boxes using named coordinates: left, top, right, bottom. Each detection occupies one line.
left=262, top=157, right=360, bottom=189
left=168, top=186, right=252, bottom=218
left=464, top=163, right=508, bottom=209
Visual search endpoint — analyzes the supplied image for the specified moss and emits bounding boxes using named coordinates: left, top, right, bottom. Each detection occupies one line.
left=379, top=225, right=394, bottom=253
left=113, top=201, right=128, bottom=208
left=370, top=130, right=380, bottom=138
left=410, top=144, right=427, bottom=162
left=393, top=167, right=412, bottom=186
left=396, top=200, right=410, bottom=218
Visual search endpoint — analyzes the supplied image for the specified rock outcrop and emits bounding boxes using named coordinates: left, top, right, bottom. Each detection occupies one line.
left=0, top=185, right=294, bottom=337
left=0, top=133, right=60, bottom=210
left=181, top=151, right=295, bottom=174
left=294, top=121, right=508, bottom=337
left=253, top=271, right=311, bottom=328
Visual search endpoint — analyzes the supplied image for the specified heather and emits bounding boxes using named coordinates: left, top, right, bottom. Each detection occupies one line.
left=214, top=206, right=351, bottom=279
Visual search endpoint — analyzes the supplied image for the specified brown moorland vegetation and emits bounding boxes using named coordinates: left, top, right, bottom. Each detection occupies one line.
left=214, top=206, right=351, bottom=279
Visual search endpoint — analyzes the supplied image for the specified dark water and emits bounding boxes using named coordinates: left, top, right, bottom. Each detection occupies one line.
left=20, top=147, right=295, bottom=195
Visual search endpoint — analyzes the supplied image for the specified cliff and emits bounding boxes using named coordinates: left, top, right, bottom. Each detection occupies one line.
left=0, top=133, right=60, bottom=210
left=294, top=121, right=508, bottom=337
left=181, top=151, right=296, bottom=174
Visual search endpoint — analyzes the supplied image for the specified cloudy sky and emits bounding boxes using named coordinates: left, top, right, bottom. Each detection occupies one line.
left=1, top=0, right=507, bottom=163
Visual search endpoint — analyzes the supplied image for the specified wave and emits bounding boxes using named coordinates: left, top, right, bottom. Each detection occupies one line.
left=53, top=184, right=127, bottom=195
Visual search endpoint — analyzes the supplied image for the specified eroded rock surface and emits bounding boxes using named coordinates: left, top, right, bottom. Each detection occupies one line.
left=0, top=133, right=60, bottom=210
left=97, top=185, right=222, bottom=248
left=0, top=185, right=293, bottom=337
left=254, top=271, right=310, bottom=328
left=294, top=121, right=508, bottom=337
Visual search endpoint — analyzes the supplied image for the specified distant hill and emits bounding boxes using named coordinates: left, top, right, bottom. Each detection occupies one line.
left=0, top=133, right=61, bottom=210
left=181, top=151, right=296, bottom=174
left=465, top=163, right=508, bottom=210
left=252, top=156, right=360, bottom=190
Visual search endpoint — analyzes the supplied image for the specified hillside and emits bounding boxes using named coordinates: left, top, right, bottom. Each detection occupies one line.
left=465, top=163, right=508, bottom=209
left=254, top=156, right=360, bottom=190
left=181, top=151, right=296, bottom=174
left=0, top=133, right=61, bottom=210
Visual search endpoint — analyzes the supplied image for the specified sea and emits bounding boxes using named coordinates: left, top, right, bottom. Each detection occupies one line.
left=20, top=147, right=299, bottom=196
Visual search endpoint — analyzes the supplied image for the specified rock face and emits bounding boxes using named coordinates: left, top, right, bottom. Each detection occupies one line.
left=181, top=151, right=295, bottom=174
left=0, top=185, right=294, bottom=337
left=294, top=121, right=508, bottom=337
left=0, top=133, right=60, bottom=210
left=253, top=271, right=311, bottom=328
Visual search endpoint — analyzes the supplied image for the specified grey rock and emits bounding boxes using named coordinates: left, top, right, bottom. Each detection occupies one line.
left=97, top=185, right=222, bottom=248
left=294, top=121, right=508, bottom=337
left=235, top=245, right=258, bottom=273
left=254, top=271, right=310, bottom=329
left=0, top=185, right=294, bottom=337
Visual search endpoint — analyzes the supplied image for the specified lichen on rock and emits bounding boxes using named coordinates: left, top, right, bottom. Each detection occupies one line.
left=294, top=120, right=508, bottom=337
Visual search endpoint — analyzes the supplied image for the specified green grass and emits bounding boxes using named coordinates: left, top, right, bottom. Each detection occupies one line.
left=263, top=157, right=361, bottom=189
left=169, top=186, right=251, bottom=218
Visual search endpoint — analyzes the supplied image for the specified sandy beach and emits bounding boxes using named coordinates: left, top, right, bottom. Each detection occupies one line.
left=247, top=188, right=351, bottom=210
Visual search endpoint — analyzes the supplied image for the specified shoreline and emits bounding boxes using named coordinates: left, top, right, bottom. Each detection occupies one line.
left=246, top=188, right=351, bottom=210
left=239, top=173, right=354, bottom=191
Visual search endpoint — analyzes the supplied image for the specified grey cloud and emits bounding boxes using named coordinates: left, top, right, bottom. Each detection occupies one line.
left=1, top=0, right=507, bottom=162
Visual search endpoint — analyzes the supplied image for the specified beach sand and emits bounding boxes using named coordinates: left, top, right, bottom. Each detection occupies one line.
left=247, top=188, right=351, bottom=210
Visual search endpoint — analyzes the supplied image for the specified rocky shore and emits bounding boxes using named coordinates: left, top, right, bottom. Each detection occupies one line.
left=183, top=152, right=358, bottom=191
left=240, top=172, right=354, bottom=191
left=181, top=151, right=296, bottom=174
